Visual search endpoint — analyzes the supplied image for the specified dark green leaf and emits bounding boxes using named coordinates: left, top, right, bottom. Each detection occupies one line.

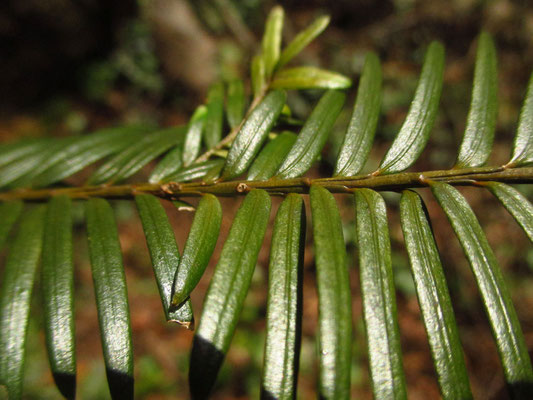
left=85, top=198, right=133, bottom=399
left=399, top=190, right=472, bottom=399
left=261, top=194, right=305, bottom=400
left=430, top=182, right=533, bottom=396
left=162, top=159, right=225, bottom=183
left=0, top=138, right=73, bottom=189
left=42, top=195, right=76, bottom=399
left=171, top=194, right=222, bottom=307
left=183, top=106, right=208, bottom=166
left=149, top=146, right=183, bottom=184
left=310, top=185, right=351, bottom=399
left=377, top=41, right=445, bottom=174
left=485, top=182, right=533, bottom=242
left=134, top=194, right=194, bottom=328
left=190, top=190, right=271, bottom=399
left=334, top=52, right=382, bottom=176
left=0, top=205, right=46, bottom=399
left=354, top=188, right=407, bottom=399
left=247, top=131, right=297, bottom=180
left=270, top=66, right=351, bottom=90
left=33, top=125, right=152, bottom=188
left=204, top=83, right=225, bottom=149
left=88, top=126, right=186, bottom=185
left=262, top=6, right=284, bottom=78
left=455, top=32, right=498, bottom=168
left=276, top=15, right=330, bottom=71
left=0, top=138, right=49, bottom=169
left=508, top=72, right=533, bottom=167
left=276, top=90, right=345, bottom=179
left=0, top=200, right=23, bottom=249
left=221, top=90, right=286, bottom=180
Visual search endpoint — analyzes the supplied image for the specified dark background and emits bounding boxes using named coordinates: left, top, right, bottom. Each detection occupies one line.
left=1, top=0, right=533, bottom=398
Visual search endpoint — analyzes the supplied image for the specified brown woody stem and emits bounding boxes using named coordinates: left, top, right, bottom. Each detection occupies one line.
left=1, top=166, right=531, bottom=202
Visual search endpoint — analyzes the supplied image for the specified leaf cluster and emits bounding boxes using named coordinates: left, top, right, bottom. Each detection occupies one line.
left=0, top=6, right=533, bottom=400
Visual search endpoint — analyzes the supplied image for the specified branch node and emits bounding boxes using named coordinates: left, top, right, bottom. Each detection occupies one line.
left=236, top=183, right=250, bottom=193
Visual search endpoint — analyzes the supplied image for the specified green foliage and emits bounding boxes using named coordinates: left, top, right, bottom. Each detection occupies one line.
left=0, top=6, right=532, bottom=400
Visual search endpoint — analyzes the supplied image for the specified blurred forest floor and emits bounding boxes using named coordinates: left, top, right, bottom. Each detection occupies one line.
left=1, top=0, right=533, bottom=399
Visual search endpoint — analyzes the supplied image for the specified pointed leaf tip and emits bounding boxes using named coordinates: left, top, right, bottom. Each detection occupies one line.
left=508, top=71, right=533, bottom=167
left=271, top=66, right=351, bottom=90
left=276, top=14, right=330, bottom=71
left=430, top=182, right=533, bottom=394
left=455, top=31, right=498, bottom=168
left=378, top=41, right=445, bottom=174
left=334, top=51, right=382, bottom=177
left=276, top=90, right=345, bottom=179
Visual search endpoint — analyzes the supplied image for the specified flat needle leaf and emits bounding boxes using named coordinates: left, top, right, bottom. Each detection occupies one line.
left=377, top=41, right=445, bottom=174
left=189, top=190, right=271, bottom=399
left=334, top=52, right=382, bottom=176
left=455, top=32, right=498, bottom=168
left=42, top=196, right=76, bottom=399
left=485, top=182, right=533, bottom=242
left=430, top=182, right=533, bottom=397
left=276, top=90, right=345, bottom=179
left=85, top=199, right=133, bottom=399
left=354, top=189, right=407, bottom=399
left=261, top=194, right=305, bottom=400
left=271, top=66, right=351, bottom=90
left=310, top=185, right=351, bottom=399
left=262, top=6, right=284, bottom=79
left=0, top=205, right=46, bottom=399
left=221, top=90, right=286, bottom=180
left=400, top=190, right=472, bottom=399
left=171, top=194, right=222, bottom=308
left=507, top=71, right=533, bottom=167
left=135, top=194, right=194, bottom=328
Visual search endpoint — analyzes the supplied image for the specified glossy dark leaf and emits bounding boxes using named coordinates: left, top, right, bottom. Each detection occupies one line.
left=310, top=185, right=351, bottom=399
left=171, top=194, right=222, bottom=308
left=89, top=127, right=186, bottom=185
left=33, top=125, right=152, bottom=188
left=42, top=195, right=76, bottom=400
left=276, top=90, right=345, bottom=179
left=508, top=72, right=533, bottom=167
left=221, top=90, right=286, bottom=180
left=183, top=106, right=208, bottom=167
left=149, top=146, right=183, bottom=184
left=334, top=52, right=382, bottom=176
left=261, top=194, right=305, bottom=400
left=431, top=182, right=533, bottom=396
left=134, top=194, right=194, bottom=328
left=485, top=182, right=533, bottom=242
left=85, top=198, right=133, bottom=399
left=190, top=190, right=271, bottom=399
left=455, top=32, right=498, bottom=168
left=247, top=131, right=297, bottom=181
left=0, top=205, right=46, bottom=399
left=377, top=41, right=445, bottom=174
left=354, top=188, right=407, bottom=399
left=400, top=190, right=472, bottom=399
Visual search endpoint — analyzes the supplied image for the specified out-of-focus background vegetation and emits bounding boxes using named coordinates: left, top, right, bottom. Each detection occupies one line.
left=1, top=0, right=533, bottom=398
